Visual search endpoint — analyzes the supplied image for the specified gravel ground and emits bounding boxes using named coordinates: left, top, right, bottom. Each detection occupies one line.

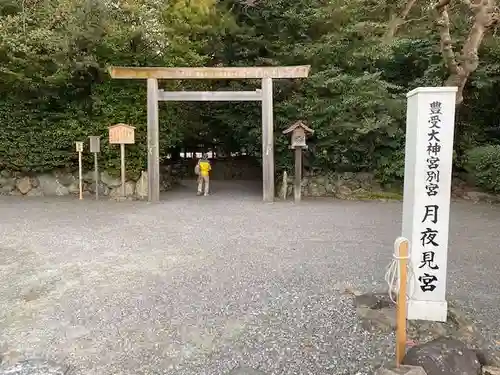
left=0, top=180, right=499, bottom=375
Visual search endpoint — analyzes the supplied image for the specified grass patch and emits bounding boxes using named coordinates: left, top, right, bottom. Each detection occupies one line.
left=353, top=190, right=403, bottom=201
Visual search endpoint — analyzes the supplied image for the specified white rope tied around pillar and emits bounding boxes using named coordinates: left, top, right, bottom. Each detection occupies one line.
left=384, top=236, right=416, bottom=304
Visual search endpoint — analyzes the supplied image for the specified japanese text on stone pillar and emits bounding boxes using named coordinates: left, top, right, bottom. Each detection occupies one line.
left=418, top=100, right=443, bottom=293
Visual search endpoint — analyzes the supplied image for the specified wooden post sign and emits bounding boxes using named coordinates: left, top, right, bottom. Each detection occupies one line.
left=89, top=136, right=101, bottom=200
left=75, top=141, right=84, bottom=200
left=108, top=123, right=135, bottom=198
left=282, top=121, right=314, bottom=202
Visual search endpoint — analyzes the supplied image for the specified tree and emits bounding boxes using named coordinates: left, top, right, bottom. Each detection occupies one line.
left=384, top=0, right=419, bottom=43
left=387, top=0, right=500, bottom=105
left=435, top=0, right=499, bottom=105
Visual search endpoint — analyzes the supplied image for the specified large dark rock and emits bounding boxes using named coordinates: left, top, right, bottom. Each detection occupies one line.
left=88, top=181, right=109, bottom=196
left=402, top=337, right=481, bottom=375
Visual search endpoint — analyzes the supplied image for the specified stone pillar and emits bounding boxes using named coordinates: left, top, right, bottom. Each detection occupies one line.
left=402, top=87, right=458, bottom=322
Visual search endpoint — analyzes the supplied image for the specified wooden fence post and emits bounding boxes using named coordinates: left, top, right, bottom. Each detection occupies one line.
left=396, top=239, right=409, bottom=366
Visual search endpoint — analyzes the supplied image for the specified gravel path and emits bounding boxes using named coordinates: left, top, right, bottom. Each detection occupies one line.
left=0, top=180, right=499, bottom=374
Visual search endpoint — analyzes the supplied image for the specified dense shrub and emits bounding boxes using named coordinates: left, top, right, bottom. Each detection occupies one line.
left=1, top=0, right=500, bottom=185
left=464, top=145, right=500, bottom=193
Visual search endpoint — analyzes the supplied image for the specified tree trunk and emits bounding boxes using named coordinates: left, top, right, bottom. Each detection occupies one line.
left=435, top=0, right=499, bottom=105
left=384, top=0, right=419, bottom=43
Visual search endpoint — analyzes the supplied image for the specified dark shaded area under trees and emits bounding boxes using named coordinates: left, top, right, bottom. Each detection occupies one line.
left=0, top=0, right=499, bottom=191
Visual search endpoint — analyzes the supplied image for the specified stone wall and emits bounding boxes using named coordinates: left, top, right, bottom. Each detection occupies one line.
left=3, top=167, right=500, bottom=203
left=277, top=172, right=500, bottom=203
left=0, top=167, right=179, bottom=198
left=277, top=172, right=392, bottom=200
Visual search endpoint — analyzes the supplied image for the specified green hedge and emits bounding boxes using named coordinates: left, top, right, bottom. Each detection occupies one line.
left=464, top=145, right=500, bottom=193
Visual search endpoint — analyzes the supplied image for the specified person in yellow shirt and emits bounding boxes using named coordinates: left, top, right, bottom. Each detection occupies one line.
left=196, top=154, right=211, bottom=196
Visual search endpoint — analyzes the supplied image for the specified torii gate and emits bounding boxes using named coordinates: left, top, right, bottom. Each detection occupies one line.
left=108, top=66, right=311, bottom=202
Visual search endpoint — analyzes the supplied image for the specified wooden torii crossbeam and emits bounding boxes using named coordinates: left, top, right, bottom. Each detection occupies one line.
left=108, top=65, right=311, bottom=202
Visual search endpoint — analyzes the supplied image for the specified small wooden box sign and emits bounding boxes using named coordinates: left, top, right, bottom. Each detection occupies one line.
left=109, top=123, right=136, bottom=144
left=282, top=120, right=314, bottom=148
left=291, top=127, right=306, bottom=148
left=75, top=141, right=84, bottom=152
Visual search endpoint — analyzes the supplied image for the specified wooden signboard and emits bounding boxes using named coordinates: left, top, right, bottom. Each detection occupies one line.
left=89, top=136, right=101, bottom=153
left=108, top=124, right=136, bottom=198
left=109, top=123, right=135, bottom=145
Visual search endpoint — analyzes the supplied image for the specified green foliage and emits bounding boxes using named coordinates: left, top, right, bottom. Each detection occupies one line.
left=0, top=0, right=230, bottom=177
left=0, top=0, right=499, bottom=190
left=273, top=70, right=404, bottom=177
left=375, top=145, right=406, bottom=186
left=464, top=145, right=500, bottom=193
